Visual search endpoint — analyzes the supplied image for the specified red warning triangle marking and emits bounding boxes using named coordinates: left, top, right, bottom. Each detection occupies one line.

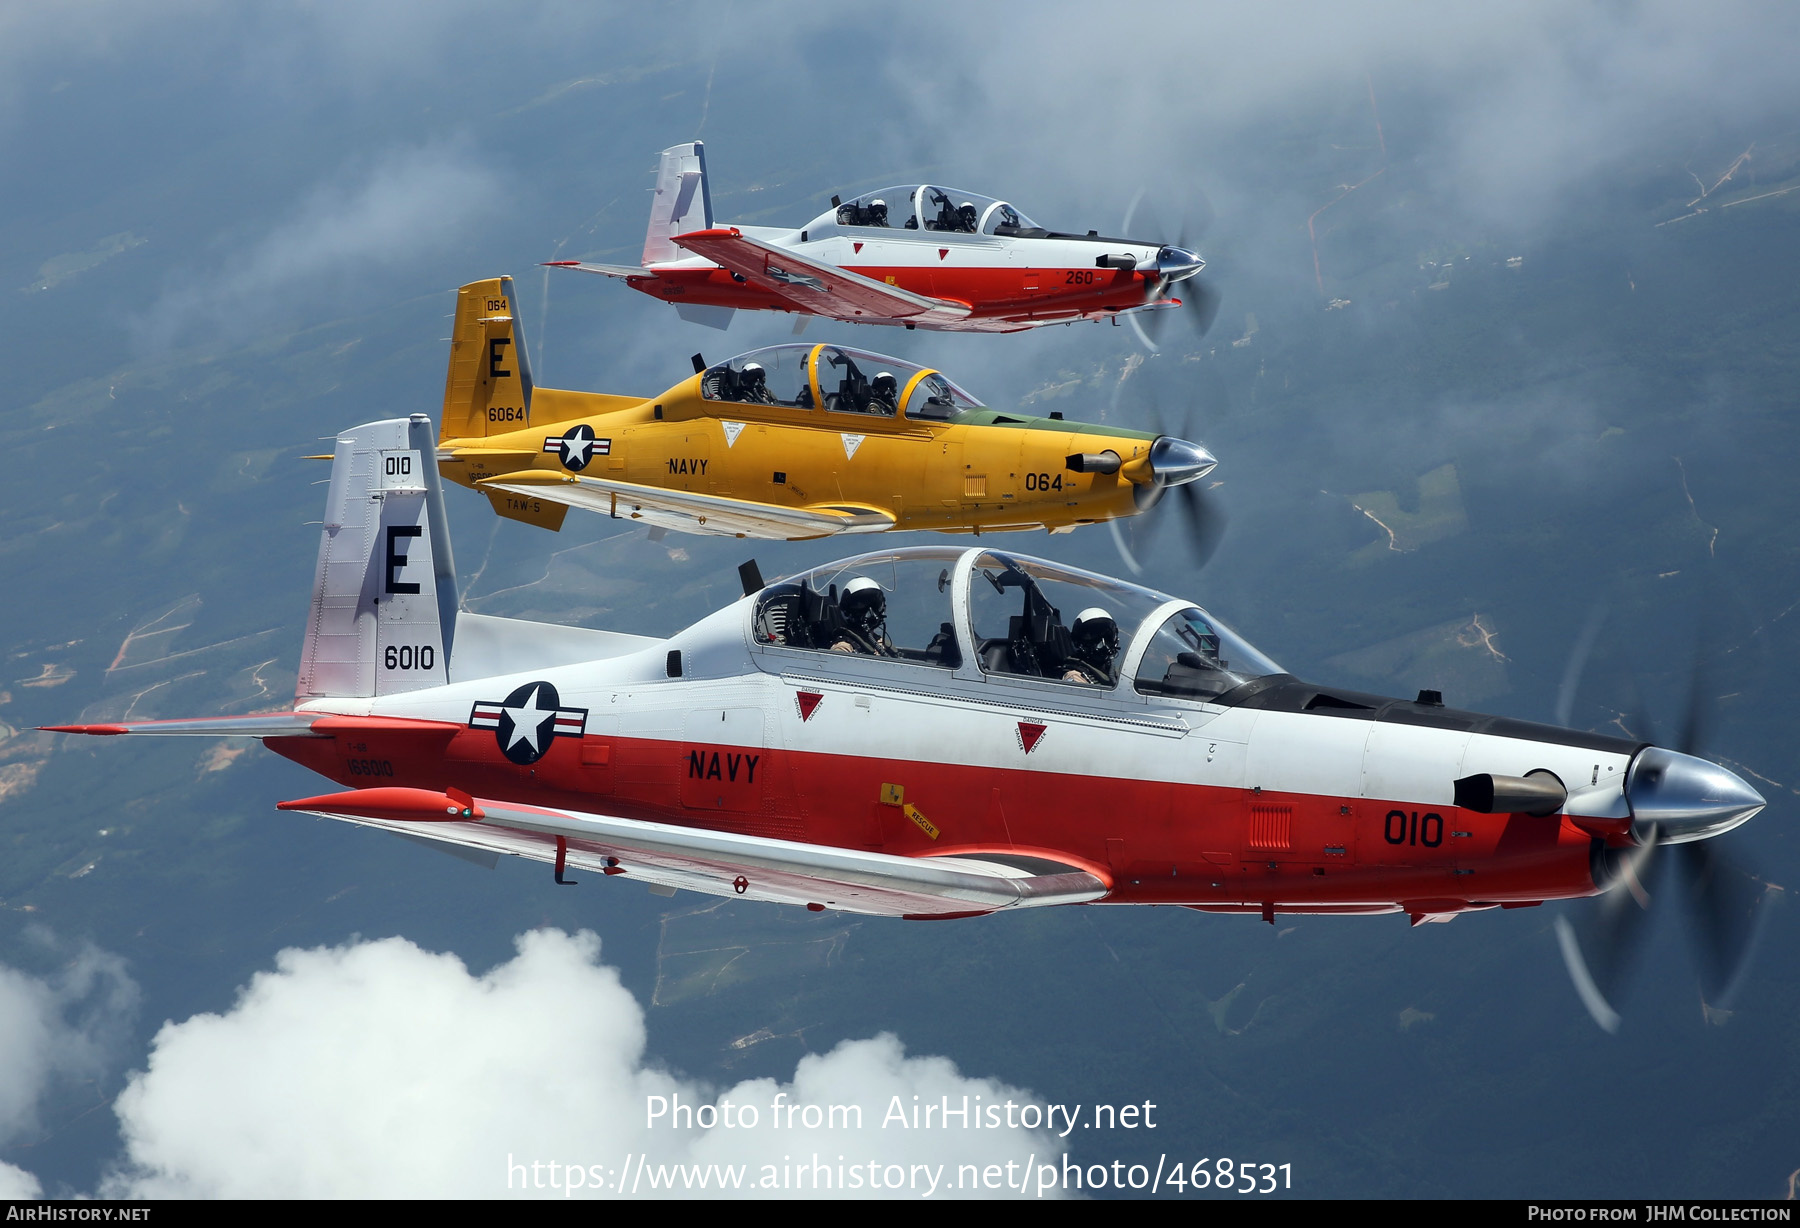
left=797, top=691, right=823, bottom=721
left=853, top=242, right=864, bottom=254
left=1017, top=722, right=1047, bottom=753
left=938, top=248, right=950, bottom=260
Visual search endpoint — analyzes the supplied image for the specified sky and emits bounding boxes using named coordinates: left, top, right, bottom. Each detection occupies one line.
left=1, top=0, right=1798, bottom=1199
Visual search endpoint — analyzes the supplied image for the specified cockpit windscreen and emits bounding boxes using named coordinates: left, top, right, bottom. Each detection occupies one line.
left=1133, top=609, right=1284, bottom=702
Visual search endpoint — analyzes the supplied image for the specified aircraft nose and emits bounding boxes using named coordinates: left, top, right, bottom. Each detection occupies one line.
left=1148, top=436, right=1216, bottom=486
left=1155, top=246, right=1206, bottom=281
left=1626, top=746, right=1766, bottom=844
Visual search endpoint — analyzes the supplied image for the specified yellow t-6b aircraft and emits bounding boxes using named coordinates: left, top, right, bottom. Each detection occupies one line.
left=436, top=278, right=1219, bottom=545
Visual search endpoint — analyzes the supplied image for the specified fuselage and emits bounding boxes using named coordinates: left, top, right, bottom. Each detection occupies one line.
left=633, top=223, right=1175, bottom=332
left=438, top=347, right=1166, bottom=536
left=265, top=547, right=1679, bottom=920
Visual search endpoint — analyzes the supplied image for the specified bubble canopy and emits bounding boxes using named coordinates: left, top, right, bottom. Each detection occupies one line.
left=699, top=343, right=986, bottom=421
left=806, top=187, right=1043, bottom=237
left=749, top=546, right=1283, bottom=701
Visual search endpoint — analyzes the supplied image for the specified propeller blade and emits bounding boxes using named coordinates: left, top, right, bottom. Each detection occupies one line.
left=1557, top=835, right=1663, bottom=1032
left=1186, top=278, right=1223, bottom=338
left=1176, top=483, right=1228, bottom=568
left=1109, top=519, right=1145, bottom=577
left=1674, top=840, right=1768, bottom=1008
left=1676, top=660, right=1708, bottom=758
left=1128, top=313, right=1159, bottom=354
left=1553, top=604, right=1609, bottom=728
left=1621, top=668, right=1658, bottom=745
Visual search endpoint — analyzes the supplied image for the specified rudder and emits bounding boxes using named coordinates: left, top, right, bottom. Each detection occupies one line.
left=439, top=277, right=534, bottom=442
left=642, top=141, right=712, bottom=266
left=297, top=416, right=459, bottom=701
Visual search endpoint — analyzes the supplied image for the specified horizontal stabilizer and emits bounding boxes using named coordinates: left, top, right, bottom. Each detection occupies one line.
left=280, top=787, right=1109, bottom=917
left=542, top=260, right=645, bottom=279
left=42, top=713, right=327, bottom=738
left=42, top=713, right=465, bottom=739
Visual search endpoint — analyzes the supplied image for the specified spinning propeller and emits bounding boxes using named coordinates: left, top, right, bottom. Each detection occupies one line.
left=1106, top=369, right=1228, bottom=576
left=1122, top=188, right=1223, bottom=354
left=1552, top=631, right=1772, bottom=1032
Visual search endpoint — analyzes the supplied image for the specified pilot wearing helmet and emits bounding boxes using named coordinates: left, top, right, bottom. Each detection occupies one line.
left=837, top=198, right=890, bottom=227
left=1062, top=607, right=1120, bottom=684
left=957, top=201, right=979, bottom=233
left=870, top=371, right=899, bottom=414
left=737, top=361, right=775, bottom=404
left=830, top=576, right=894, bottom=656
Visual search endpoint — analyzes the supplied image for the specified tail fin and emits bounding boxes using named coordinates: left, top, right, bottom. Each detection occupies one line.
left=642, top=141, right=712, bottom=266
left=297, top=416, right=458, bottom=702
left=439, top=277, right=534, bottom=442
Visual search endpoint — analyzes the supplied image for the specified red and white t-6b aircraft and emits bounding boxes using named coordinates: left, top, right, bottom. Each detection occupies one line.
left=49, top=418, right=1765, bottom=1017
left=546, top=142, right=1216, bottom=334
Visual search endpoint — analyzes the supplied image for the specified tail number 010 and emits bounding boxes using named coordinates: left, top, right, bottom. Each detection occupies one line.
left=1385, top=810, right=1443, bottom=847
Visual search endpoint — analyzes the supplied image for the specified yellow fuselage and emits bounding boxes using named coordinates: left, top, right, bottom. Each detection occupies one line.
left=440, top=378, right=1156, bottom=536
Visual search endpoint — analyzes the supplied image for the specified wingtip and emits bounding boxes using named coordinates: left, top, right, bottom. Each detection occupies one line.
left=39, top=724, right=128, bottom=736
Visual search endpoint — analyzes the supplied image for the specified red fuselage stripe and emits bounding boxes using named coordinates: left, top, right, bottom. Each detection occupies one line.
left=268, top=728, right=1599, bottom=909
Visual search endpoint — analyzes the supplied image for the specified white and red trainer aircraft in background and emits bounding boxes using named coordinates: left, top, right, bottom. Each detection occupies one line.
left=47, top=418, right=1768, bottom=1029
left=546, top=141, right=1221, bottom=336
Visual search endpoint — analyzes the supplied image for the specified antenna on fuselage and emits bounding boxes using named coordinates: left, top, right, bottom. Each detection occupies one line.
left=738, top=559, right=765, bottom=597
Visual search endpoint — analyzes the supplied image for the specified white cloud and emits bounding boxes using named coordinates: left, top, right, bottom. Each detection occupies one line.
left=138, top=140, right=502, bottom=350
left=104, top=929, right=1059, bottom=1199
left=0, top=1160, right=41, bottom=1199
left=863, top=0, right=1800, bottom=233
left=0, top=940, right=138, bottom=1147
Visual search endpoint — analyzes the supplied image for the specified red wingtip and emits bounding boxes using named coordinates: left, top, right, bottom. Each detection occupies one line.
left=542, top=260, right=580, bottom=267
left=278, top=787, right=484, bottom=823
left=39, top=724, right=128, bottom=736
left=672, top=227, right=742, bottom=241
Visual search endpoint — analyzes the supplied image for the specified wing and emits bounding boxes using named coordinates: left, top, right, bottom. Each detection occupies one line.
left=280, top=787, right=1110, bottom=918
left=541, top=260, right=647, bottom=279
left=670, top=228, right=972, bottom=325
left=477, top=470, right=894, bottom=540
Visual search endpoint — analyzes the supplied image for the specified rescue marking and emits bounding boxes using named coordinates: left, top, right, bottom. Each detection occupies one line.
left=796, top=691, right=823, bottom=721
left=720, top=421, right=746, bottom=448
left=1017, top=721, right=1047, bottom=753
left=841, top=434, right=865, bottom=460
left=903, top=802, right=940, bottom=840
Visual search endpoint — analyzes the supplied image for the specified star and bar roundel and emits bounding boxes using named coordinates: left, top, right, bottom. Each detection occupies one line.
left=469, top=682, right=588, bottom=765
left=544, top=424, right=610, bottom=472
